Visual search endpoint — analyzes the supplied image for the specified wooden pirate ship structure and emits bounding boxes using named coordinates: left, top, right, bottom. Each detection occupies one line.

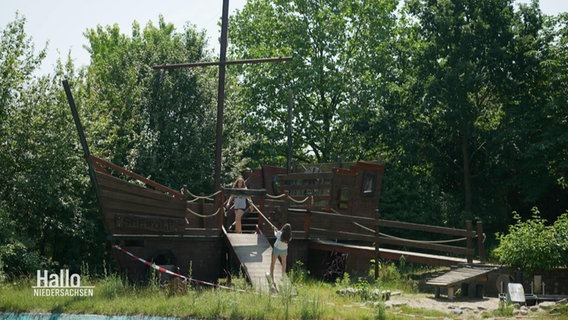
left=61, top=1, right=487, bottom=293
left=64, top=78, right=487, bottom=293
left=96, top=154, right=385, bottom=284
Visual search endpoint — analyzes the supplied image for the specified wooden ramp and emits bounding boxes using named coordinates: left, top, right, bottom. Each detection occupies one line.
left=224, top=230, right=285, bottom=293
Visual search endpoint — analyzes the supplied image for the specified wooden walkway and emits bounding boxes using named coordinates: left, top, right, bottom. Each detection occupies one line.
left=224, top=229, right=284, bottom=293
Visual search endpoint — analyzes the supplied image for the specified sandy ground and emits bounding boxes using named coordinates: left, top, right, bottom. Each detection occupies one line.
left=385, top=292, right=503, bottom=318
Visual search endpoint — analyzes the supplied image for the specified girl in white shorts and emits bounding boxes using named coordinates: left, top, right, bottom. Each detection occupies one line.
left=270, top=223, right=292, bottom=281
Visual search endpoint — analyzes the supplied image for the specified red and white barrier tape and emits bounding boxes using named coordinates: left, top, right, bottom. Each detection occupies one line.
left=112, top=244, right=245, bottom=292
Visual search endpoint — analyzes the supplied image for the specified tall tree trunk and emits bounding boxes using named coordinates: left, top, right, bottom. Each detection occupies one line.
left=461, top=133, right=473, bottom=215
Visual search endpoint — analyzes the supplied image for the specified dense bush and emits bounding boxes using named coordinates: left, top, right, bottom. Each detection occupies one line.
left=494, top=208, right=568, bottom=272
left=0, top=205, right=48, bottom=279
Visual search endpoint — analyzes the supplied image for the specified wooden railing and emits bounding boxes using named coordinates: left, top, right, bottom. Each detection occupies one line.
left=376, top=219, right=485, bottom=264
left=290, top=206, right=485, bottom=264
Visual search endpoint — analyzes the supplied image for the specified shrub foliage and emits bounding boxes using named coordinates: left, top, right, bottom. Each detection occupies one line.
left=494, top=208, right=568, bottom=272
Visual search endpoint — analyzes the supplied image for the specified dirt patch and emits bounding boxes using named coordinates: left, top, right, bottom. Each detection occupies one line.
left=385, top=292, right=501, bottom=318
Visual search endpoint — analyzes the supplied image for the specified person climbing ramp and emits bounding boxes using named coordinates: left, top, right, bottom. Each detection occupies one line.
left=270, top=223, right=292, bottom=282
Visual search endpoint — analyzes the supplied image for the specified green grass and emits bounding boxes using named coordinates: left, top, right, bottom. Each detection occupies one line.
left=12, top=262, right=568, bottom=320
left=0, top=275, right=388, bottom=319
left=0, top=263, right=456, bottom=319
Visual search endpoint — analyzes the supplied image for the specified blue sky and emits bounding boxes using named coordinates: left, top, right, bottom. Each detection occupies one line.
left=1, top=0, right=247, bottom=75
left=1, top=0, right=566, bottom=76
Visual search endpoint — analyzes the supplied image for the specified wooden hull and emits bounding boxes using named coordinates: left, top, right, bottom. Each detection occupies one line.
left=96, top=171, right=221, bottom=235
left=91, top=156, right=385, bottom=282
left=91, top=157, right=225, bottom=282
left=97, top=172, right=188, bottom=234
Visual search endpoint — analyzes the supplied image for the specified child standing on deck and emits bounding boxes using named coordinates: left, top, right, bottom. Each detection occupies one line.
left=225, top=177, right=251, bottom=233
left=270, top=223, right=292, bottom=282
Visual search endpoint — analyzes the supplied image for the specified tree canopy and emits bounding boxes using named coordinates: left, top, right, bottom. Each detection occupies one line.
left=229, top=0, right=400, bottom=165
left=83, top=17, right=219, bottom=192
left=229, top=0, right=567, bottom=230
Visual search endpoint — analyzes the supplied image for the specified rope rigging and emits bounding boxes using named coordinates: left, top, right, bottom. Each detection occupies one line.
left=178, top=185, right=475, bottom=247
left=181, top=184, right=313, bottom=223
left=186, top=207, right=221, bottom=218
left=265, top=192, right=312, bottom=205
left=180, top=187, right=222, bottom=218
left=287, top=195, right=312, bottom=205
left=180, top=187, right=221, bottom=202
left=248, top=194, right=313, bottom=230
left=352, top=222, right=470, bottom=244
left=265, top=193, right=287, bottom=200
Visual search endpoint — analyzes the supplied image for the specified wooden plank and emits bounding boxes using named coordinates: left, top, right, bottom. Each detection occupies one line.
left=97, top=175, right=185, bottom=203
left=278, top=172, right=333, bottom=180
left=110, top=229, right=222, bottom=239
left=310, top=240, right=376, bottom=257
left=224, top=231, right=285, bottom=293
left=310, top=210, right=377, bottom=223
left=287, top=195, right=328, bottom=202
left=280, top=184, right=331, bottom=191
left=98, top=179, right=193, bottom=232
left=100, top=189, right=186, bottom=212
left=379, top=219, right=475, bottom=237
left=288, top=208, right=309, bottom=214
left=308, top=228, right=375, bottom=242
left=96, top=172, right=182, bottom=202
left=309, top=212, right=377, bottom=232
left=377, top=237, right=470, bottom=256
left=102, top=198, right=186, bottom=218
left=110, top=212, right=188, bottom=234
left=91, top=155, right=185, bottom=200
left=99, top=188, right=178, bottom=209
left=426, top=266, right=496, bottom=287
left=309, top=240, right=478, bottom=267
left=353, top=161, right=385, bottom=171
left=223, top=188, right=267, bottom=197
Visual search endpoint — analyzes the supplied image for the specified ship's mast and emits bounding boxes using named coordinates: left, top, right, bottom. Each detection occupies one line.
left=153, top=0, right=291, bottom=191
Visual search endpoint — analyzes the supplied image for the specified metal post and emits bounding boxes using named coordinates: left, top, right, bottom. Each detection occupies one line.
left=257, top=195, right=265, bottom=229
left=287, top=89, right=293, bottom=173
left=477, top=221, right=485, bottom=263
left=466, top=220, right=473, bottom=264
left=375, top=209, right=380, bottom=279
left=218, top=190, right=225, bottom=228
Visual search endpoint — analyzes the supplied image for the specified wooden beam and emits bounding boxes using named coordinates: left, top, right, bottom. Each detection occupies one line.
left=309, top=240, right=476, bottom=267
left=92, top=155, right=186, bottom=200
left=379, top=219, right=475, bottom=237
left=110, top=230, right=223, bottom=239
left=152, top=56, right=293, bottom=70
left=377, top=237, right=471, bottom=256
left=308, top=228, right=376, bottom=242
left=223, top=187, right=267, bottom=197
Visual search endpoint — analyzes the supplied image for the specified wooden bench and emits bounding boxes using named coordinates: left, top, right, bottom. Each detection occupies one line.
left=426, top=265, right=497, bottom=299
